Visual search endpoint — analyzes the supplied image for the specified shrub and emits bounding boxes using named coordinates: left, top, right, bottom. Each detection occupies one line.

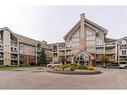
left=86, top=65, right=95, bottom=70
left=58, top=64, right=67, bottom=71
left=66, top=64, right=77, bottom=68
left=69, top=66, right=75, bottom=71
left=78, top=65, right=87, bottom=69
left=77, top=65, right=95, bottom=70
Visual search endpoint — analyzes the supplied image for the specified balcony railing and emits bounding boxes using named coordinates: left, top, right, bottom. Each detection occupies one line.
left=105, top=50, right=115, bottom=54
left=66, top=47, right=72, bottom=50
left=96, top=50, right=104, bottom=54
left=11, top=41, right=17, bottom=47
left=11, top=50, right=18, bottom=53
left=0, top=48, right=3, bottom=52
left=0, top=40, right=3, bottom=44
left=11, top=56, right=18, bottom=59
left=66, top=52, right=71, bottom=55
left=0, top=55, right=3, bottom=58
left=109, top=59, right=116, bottom=62
left=119, top=59, right=127, bottom=61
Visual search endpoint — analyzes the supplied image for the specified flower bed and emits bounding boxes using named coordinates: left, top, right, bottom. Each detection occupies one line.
left=47, top=69, right=101, bottom=75
left=47, top=64, right=102, bottom=75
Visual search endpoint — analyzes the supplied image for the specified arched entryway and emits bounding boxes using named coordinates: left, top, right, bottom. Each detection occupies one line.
left=72, top=50, right=94, bottom=66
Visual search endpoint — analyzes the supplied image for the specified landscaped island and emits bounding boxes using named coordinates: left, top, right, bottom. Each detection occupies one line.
left=47, top=64, right=102, bottom=75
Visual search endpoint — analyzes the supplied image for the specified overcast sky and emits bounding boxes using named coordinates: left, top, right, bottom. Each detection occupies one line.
left=0, top=6, right=127, bottom=43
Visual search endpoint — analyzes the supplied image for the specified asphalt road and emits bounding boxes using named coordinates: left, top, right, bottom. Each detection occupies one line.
left=0, top=67, right=127, bottom=89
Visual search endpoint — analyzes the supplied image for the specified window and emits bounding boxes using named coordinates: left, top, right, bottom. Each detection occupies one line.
left=71, top=32, right=79, bottom=43
left=96, top=36, right=103, bottom=45
left=86, top=31, right=95, bottom=45
left=122, top=50, right=126, bottom=55
left=20, top=44, right=24, bottom=54
left=71, top=32, right=79, bottom=48
left=120, top=45, right=127, bottom=49
left=14, top=48, right=17, bottom=52
left=0, top=60, right=4, bottom=65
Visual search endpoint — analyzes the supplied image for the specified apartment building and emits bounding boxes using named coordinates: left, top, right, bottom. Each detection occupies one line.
left=117, top=37, right=127, bottom=64
left=50, top=13, right=119, bottom=66
left=0, top=13, right=127, bottom=66
left=0, top=27, right=52, bottom=66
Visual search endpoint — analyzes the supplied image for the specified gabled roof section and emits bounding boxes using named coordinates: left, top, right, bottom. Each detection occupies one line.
left=117, top=36, right=127, bottom=44
left=73, top=50, right=94, bottom=60
left=63, top=18, right=108, bottom=40
left=63, top=21, right=80, bottom=40
left=0, top=27, right=42, bottom=46
left=49, top=42, right=66, bottom=48
left=13, top=33, right=38, bottom=46
left=105, top=37, right=118, bottom=42
left=0, top=27, right=18, bottom=40
left=85, top=19, right=108, bottom=32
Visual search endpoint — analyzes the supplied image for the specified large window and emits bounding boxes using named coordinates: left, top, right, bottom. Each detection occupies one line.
left=96, top=36, right=103, bottom=45
left=71, top=32, right=79, bottom=43
left=86, top=31, right=95, bottom=45
left=71, top=32, right=79, bottom=53
left=19, top=44, right=24, bottom=54
left=71, top=32, right=79, bottom=50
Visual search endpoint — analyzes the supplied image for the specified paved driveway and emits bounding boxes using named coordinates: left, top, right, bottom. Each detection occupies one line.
left=0, top=67, right=127, bottom=89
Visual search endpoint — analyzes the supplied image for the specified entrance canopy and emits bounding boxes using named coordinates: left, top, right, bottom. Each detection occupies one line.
left=72, top=50, right=94, bottom=65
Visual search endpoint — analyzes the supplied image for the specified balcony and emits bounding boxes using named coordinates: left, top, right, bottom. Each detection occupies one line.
left=59, top=48, right=65, bottom=50
left=96, top=50, right=104, bottom=54
left=11, top=47, right=18, bottom=54
left=0, top=55, right=3, bottom=58
left=119, top=59, right=127, bottom=62
left=11, top=41, right=17, bottom=47
left=0, top=40, right=3, bottom=44
left=0, top=48, right=3, bottom=52
left=11, top=56, right=18, bottom=59
left=66, top=52, right=71, bottom=55
left=66, top=47, right=71, bottom=51
left=105, top=49, right=115, bottom=54
left=109, top=58, right=116, bottom=62
left=11, top=54, right=18, bottom=60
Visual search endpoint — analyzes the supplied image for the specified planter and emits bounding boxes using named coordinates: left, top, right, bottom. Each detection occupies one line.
left=47, top=69, right=102, bottom=75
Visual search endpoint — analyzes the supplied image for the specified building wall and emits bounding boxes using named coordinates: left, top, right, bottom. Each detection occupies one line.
left=3, top=29, right=11, bottom=66
left=118, top=38, right=127, bottom=64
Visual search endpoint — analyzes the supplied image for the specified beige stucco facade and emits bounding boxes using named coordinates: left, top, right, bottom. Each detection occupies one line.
left=51, top=13, right=119, bottom=66
left=0, top=13, right=126, bottom=66
left=3, top=29, right=11, bottom=65
left=0, top=27, right=52, bottom=66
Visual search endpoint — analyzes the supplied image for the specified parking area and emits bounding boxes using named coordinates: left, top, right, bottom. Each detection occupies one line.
left=0, top=67, right=127, bottom=89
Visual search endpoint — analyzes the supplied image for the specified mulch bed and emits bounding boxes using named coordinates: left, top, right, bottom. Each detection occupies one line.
left=47, top=69, right=102, bottom=75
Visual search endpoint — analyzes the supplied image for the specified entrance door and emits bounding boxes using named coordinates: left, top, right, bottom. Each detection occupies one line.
left=80, top=60, right=87, bottom=66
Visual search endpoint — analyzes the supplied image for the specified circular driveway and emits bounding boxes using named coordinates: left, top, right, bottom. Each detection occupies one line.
left=0, top=67, right=127, bottom=89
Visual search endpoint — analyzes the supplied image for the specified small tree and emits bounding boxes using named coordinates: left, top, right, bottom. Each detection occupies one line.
left=99, top=54, right=109, bottom=67
left=38, top=48, right=47, bottom=66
